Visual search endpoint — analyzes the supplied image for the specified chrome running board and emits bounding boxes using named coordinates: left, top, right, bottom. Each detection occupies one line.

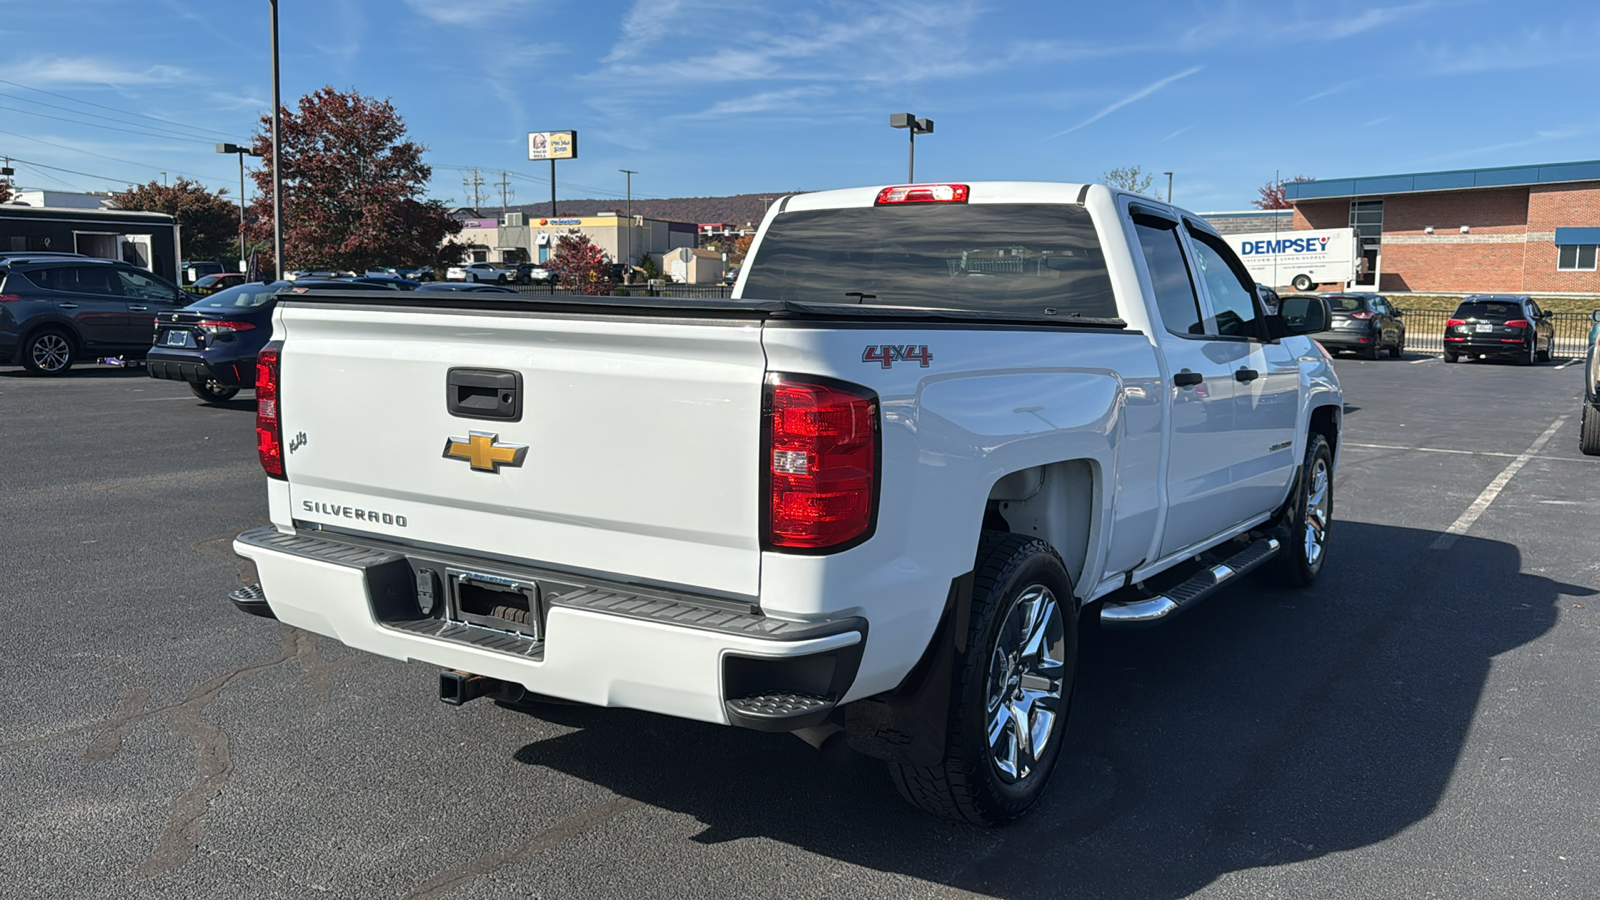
left=1100, top=537, right=1281, bottom=628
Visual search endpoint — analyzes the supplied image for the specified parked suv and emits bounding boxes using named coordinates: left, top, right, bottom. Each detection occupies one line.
left=0, top=256, right=192, bottom=375
left=1317, top=292, right=1405, bottom=359
left=1581, top=311, right=1600, bottom=455
left=1444, top=296, right=1554, bottom=364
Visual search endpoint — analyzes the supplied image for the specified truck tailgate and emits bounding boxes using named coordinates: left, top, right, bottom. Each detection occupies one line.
left=273, top=303, right=766, bottom=597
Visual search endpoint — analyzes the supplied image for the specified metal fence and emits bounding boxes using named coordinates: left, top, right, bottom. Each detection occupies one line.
left=506, top=283, right=734, bottom=300
left=1394, top=309, right=1592, bottom=358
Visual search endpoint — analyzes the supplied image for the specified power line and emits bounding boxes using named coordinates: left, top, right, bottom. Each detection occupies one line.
left=462, top=167, right=485, bottom=208
left=0, top=90, right=236, bottom=144
left=0, top=129, right=229, bottom=184
left=5, top=155, right=144, bottom=185
left=0, top=77, right=244, bottom=141
left=0, top=104, right=222, bottom=145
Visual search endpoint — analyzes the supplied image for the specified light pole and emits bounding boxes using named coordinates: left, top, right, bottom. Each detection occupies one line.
left=1162, top=171, right=1173, bottom=203
left=889, top=113, right=934, bottom=182
left=269, top=0, right=284, bottom=278
left=619, top=168, right=636, bottom=269
left=217, top=143, right=262, bottom=273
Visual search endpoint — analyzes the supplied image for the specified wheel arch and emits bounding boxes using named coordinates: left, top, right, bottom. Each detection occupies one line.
left=18, top=319, right=82, bottom=357
left=982, top=458, right=1099, bottom=607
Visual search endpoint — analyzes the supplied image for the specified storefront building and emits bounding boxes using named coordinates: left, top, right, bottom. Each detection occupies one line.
left=453, top=211, right=698, bottom=272
left=1286, top=160, right=1600, bottom=293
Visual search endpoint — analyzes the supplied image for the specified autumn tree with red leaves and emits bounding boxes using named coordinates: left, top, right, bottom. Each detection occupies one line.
left=113, top=178, right=238, bottom=261
left=1254, top=175, right=1315, bottom=210
left=547, top=233, right=613, bottom=295
left=0, top=178, right=12, bottom=205
left=246, top=87, right=460, bottom=274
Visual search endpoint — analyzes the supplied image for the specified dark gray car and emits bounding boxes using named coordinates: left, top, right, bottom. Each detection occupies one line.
left=0, top=256, right=191, bottom=375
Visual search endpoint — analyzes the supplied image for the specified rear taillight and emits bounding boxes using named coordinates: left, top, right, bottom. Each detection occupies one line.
left=1446, top=318, right=1465, bottom=327
left=1348, top=311, right=1374, bottom=320
left=198, top=319, right=256, bottom=334
left=1503, top=319, right=1529, bottom=329
left=256, top=342, right=285, bottom=479
left=0, top=294, right=20, bottom=302
left=763, top=376, right=879, bottom=551
left=875, top=184, right=970, bottom=205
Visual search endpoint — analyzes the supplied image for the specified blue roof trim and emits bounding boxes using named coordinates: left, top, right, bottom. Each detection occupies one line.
left=1285, top=158, right=1600, bottom=201
left=1555, top=227, right=1600, bottom=245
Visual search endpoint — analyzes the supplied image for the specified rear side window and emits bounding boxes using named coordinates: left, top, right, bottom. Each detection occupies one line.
left=1132, top=218, right=1204, bottom=336
left=740, top=203, right=1117, bottom=318
left=1454, top=301, right=1523, bottom=320
left=24, top=265, right=119, bottom=295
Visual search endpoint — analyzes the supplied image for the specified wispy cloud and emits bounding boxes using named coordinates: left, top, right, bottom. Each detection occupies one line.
left=1158, top=125, right=1194, bottom=143
left=680, top=86, right=834, bottom=119
left=1425, top=23, right=1600, bottom=74
left=1297, top=80, right=1360, bottom=105
left=1046, top=67, right=1202, bottom=140
left=0, top=56, right=188, bottom=87
left=1423, top=126, right=1594, bottom=163
left=404, top=0, right=531, bottom=26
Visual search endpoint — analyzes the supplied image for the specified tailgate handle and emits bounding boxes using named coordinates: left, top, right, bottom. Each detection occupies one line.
left=446, top=368, right=522, bottom=421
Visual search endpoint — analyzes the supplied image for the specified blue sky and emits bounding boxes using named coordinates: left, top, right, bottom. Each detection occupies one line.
left=1, top=0, right=1597, bottom=212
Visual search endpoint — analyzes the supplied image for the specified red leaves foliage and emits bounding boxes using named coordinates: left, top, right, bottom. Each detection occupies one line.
left=547, top=233, right=614, bottom=295
left=246, top=87, right=460, bottom=274
left=112, top=178, right=239, bottom=261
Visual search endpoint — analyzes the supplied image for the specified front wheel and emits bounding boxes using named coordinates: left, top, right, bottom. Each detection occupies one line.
left=885, top=532, right=1077, bottom=826
left=1581, top=404, right=1600, bottom=456
left=189, top=380, right=240, bottom=403
left=1277, top=432, right=1333, bottom=588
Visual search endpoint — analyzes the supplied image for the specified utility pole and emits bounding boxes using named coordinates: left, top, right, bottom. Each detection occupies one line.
left=619, top=168, right=636, bottom=267
left=1163, top=171, right=1173, bottom=203
left=463, top=168, right=485, bottom=210
left=496, top=171, right=513, bottom=220
left=269, top=0, right=284, bottom=278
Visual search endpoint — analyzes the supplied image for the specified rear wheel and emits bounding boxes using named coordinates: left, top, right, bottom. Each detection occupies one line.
left=189, top=380, right=240, bottom=403
left=1581, top=404, right=1600, bottom=456
left=1277, top=432, right=1333, bottom=588
left=1363, top=338, right=1380, bottom=360
left=21, top=329, right=75, bottom=375
left=1387, top=332, right=1403, bottom=358
left=1444, top=351, right=1458, bottom=364
left=1519, top=340, right=1536, bottom=366
left=1537, top=338, right=1551, bottom=363
left=885, top=532, right=1078, bottom=826
left=1291, top=274, right=1313, bottom=292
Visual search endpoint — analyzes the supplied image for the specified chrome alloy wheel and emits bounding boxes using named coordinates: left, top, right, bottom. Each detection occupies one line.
left=1303, top=455, right=1331, bottom=568
left=31, top=333, right=71, bottom=372
left=985, top=584, right=1067, bottom=784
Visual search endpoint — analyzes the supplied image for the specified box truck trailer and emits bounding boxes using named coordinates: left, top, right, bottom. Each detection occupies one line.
left=1222, top=227, right=1358, bottom=292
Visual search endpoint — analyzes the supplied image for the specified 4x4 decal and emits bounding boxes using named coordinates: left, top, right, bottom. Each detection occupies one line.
left=862, top=344, right=933, bottom=368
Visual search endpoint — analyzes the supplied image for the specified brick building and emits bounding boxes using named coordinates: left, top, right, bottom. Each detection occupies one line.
left=1285, top=160, right=1600, bottom=293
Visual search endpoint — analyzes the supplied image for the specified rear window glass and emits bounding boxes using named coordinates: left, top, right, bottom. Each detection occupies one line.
left=740, top=203, right=1117, bottom=318
left=188, top=282, right=282, bottom=310
left=1453, top=300, right=1523, bottom=320
left=1329, top=295, right=1369, bottom=312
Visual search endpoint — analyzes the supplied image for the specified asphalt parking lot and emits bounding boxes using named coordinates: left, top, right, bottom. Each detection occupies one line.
left=2, top=351, right=1597, bottom=899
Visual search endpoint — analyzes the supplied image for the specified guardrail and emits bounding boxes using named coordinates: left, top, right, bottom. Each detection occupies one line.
left=1394, top=309, right=1591, bottom=359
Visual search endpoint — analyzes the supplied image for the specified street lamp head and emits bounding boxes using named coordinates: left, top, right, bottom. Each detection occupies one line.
left=914, top=117, right=933, bottom=134
left=889, top=113, right=914, bottom=129
left=216, top=143, right=242, bottom=154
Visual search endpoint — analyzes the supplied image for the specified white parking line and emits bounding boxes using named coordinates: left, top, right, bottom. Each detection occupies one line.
left=1556, top=359, right=1581, bottom=370
left=1346, top=442, right=1517, bottom=458
left=1430, top=416, right=1567, bottom=550
left=1408, top=356, right=1433, bottom=364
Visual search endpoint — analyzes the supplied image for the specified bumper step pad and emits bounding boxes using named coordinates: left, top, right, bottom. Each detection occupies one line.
left=228, top=582, right=276, bottom=619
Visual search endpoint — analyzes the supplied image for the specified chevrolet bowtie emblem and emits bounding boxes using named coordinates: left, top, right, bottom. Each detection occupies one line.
left=442, top=431, right=528, bottom=473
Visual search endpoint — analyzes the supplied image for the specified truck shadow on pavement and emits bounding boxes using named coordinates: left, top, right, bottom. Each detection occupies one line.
left=506, top=522, right=1588, bottom=899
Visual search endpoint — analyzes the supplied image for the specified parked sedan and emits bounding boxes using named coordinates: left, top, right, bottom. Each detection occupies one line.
left=346, top=276, right=421, bottom=290
left=1315, top=292, right=1405, bottom=359
left=145, top=280, right=394, bottom=402
left=1443, top=295, right=1554, bottom=365
left=1581, top=310, right=1600, bottom=455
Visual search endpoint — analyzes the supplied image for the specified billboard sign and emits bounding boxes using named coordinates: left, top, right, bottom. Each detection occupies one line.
left=528, top=131, right=577, bottom=161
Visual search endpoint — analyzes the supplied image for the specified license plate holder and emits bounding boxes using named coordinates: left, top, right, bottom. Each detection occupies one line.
left=1475, top=323, right=1493, bottom=333
left=446, top=568, right=542, bottom=641
left=162, top=329, right=195, bottom=348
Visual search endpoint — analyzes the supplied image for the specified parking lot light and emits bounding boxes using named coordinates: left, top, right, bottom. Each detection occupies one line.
left=889, top=113, right=934, bottom=183
left=217, top=143, right=263, bottom=272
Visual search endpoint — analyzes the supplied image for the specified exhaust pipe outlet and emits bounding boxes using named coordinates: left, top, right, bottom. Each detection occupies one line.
left=439, top=670, right=504, bottom=706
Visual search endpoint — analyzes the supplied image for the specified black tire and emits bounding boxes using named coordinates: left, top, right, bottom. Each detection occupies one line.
left=1291, top=274, right=1313, bottom=292
left=1277, top=433, right=1333, bottom=588
left=1518, top=339, right=1536, bottom=366
left=885, top=531, right=1078, bottom=826
left=496, top=274, right=508, bottom=284
left=1387, top=332, right=1403, bottom=358
left=1363, top=337, right=1380, bottom=360
left=1581, top=404, right=1600, bottom=457
left=20, top=329, right=76, bottom=375
left=189, top=380, right=241, bottom=403
left=1444, top=351, right=1458, bottom=364
left=470, top=274, right=480, bottom=283
left=1537, top=339, right=1551, bottom=363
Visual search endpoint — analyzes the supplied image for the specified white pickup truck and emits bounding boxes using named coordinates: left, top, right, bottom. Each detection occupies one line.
left=231, top=182, right=1340, bottom=825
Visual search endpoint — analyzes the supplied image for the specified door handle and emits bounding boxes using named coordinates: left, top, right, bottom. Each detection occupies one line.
left=1173, top=370, right=1203, bottom=388
left=1235, top=368, right=1259, bottom=383
left=59, top=303, right=79, bottom=309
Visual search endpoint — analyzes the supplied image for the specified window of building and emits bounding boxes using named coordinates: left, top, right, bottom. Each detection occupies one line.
left=1557, top=244, right=1598, bottom=271
left=1349, top=199, right=1383, bottom=240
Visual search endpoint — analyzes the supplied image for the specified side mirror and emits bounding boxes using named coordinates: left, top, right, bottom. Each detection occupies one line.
left=1392, top=309, right=1404, bottom=317
left=1590, top=309, right=1600, bottom=323
left=1268, top=295, right=1330, bottom=337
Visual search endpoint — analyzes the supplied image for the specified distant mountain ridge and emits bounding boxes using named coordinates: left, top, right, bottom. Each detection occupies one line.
left=471, top=192, right=807, bottom=228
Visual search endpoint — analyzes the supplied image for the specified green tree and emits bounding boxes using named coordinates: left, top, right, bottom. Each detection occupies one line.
left=112, top=178, right=239, bottom=262
left=245, top=87, right=461, bottom=273
left=1102, top=166, right=1155, bottom=196
left=636, top=252, right=660, bottom=281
